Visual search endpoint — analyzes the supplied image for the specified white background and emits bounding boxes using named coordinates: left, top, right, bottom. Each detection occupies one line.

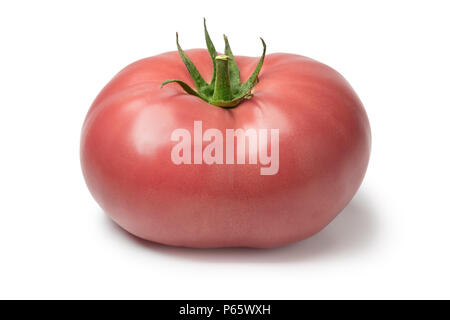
left=1, top=0, right=449, bottom=299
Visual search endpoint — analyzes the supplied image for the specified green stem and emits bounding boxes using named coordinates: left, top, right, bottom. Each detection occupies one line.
left=211, top=55, right=232, bottom=102
left=161, top=20, right=266, bottom=108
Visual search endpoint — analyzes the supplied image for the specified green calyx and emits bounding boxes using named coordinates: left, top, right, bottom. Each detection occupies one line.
left=161, top=19, right=266, bottom=108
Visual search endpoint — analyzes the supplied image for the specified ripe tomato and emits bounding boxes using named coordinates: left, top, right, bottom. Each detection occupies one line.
left=81, top=21, right=370, bottom=248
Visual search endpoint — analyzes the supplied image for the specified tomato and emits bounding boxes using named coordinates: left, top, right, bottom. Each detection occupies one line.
left=81, top=21, right=370, bottom=248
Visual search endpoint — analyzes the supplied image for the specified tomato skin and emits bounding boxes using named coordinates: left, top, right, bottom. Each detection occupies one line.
left=81, top=49, right=370, bottom=248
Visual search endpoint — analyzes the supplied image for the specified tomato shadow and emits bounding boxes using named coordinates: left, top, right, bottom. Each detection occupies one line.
left=102, top=190, right=379, bottom=263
